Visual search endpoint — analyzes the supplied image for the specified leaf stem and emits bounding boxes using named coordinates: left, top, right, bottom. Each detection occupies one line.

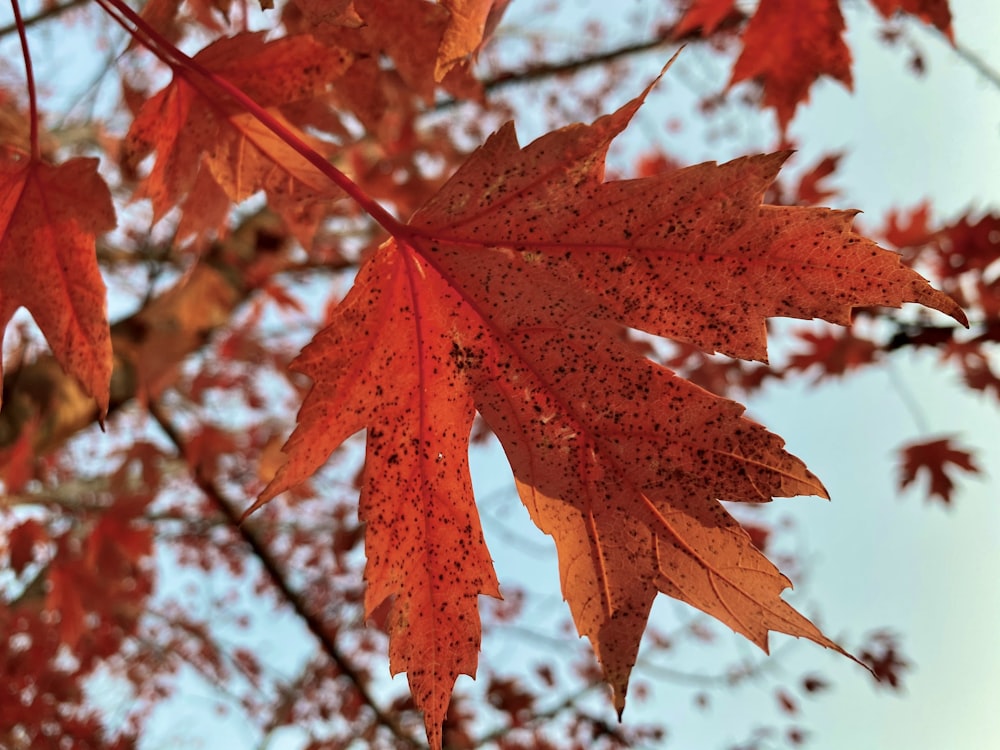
left=92, top=0, right=405, bottom=236
left=0, top=0, right=88, bottom=39
left=10, top=0, right=39, bottom=160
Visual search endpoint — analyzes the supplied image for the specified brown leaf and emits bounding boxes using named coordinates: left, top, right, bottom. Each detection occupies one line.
left=898, top=436, right=980, bottom=504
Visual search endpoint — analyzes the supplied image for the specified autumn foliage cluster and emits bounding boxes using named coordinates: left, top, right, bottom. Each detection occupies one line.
left=0, top=0, right=995, bottom=748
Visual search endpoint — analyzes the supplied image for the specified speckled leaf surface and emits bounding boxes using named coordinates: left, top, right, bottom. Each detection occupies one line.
left=256, top=74, right=965, bottom=748
left=0, top=153, right=115, bottom=415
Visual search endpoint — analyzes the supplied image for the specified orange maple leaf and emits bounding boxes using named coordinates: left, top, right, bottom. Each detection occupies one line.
left=675, top=0, right=739, bottom=37
left=436, top=0, right=497, bottom=79
left=281, top=0, right=487, bottom=133
left=124, top=32, right=352, bottom=244
left=6, top=518, right=46, bottom=575
left=898, top=436, right=979, bottom=504
left=0, top=151, right=115, bottom=415
left=138, top=0, right=232, bottom=44
left=253, top=72, right=964, bottom=748
left=731, top=0, right=853, bottom=130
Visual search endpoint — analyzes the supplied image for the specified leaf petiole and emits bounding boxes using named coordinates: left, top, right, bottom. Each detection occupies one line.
left=10, top=0, right=39, bottom=160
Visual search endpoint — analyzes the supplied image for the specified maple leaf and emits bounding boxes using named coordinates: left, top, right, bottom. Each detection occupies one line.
left=280, top=0, right=489, bottom=139
left=138, top=0, right=232, bottom=44
left=898, top=436, right=979, bottom=504
left=731, top=0, right=853, bottom=130
left=675, top=0, right=739, bottom=37
left=436, top=0, right=497, bottom=79
left=793, top=153, right=841, bottom=205
left=0, top=413, right=38, bottom=493
left=124, top=33, right=352, bottom=244
left=880, top=201, right=934, bottom=251
left=46, top=563, right=88, bottom=649
left=786, top=328, right=879, bottom=380
left=6, top=518, right=46, bottom=575
left=869, top=0, right=953, bottom=36
left=858, top=630, right=910, bottom=689
left=934, top=212, right=1000, bottom=274
left=0, top=151, right=115, bottom=415
left=254, top=72, right=964, bottom=747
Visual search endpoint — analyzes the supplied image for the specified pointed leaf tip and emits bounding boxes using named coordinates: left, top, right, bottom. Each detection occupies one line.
left=0, top=155, right=114, bottom=416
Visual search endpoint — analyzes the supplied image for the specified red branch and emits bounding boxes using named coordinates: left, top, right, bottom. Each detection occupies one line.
left=91, top=0, right=405, bottom=236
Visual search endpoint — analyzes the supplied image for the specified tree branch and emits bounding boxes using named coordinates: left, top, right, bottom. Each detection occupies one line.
left=147, top=399, right=426, bottom=749
left=480, top=35, right=676, bottom=93
left=941, top=34, right=1000, bottom=93
left=467, top=682, right=603, bottom=748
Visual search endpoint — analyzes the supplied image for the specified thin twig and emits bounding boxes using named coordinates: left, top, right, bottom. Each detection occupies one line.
left=147, top=400, right=425, bottom=749
left=943, top=36, right=1000, bottom=92
left=480, top=35, right=677, bottom=94
left=883, top=358, right=931, bottom=434
left=908, top=18, right=1000, bottom=94
left=0, top=0, right=88, bottom=38
left=466, top=681, right=604, bottom=748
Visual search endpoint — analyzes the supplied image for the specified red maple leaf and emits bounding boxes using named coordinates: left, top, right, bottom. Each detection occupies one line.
left=46, top=564, right=88, bottom=650
left=786, top=328, right=879, bottom=380
left=124, top=32, right=352, bottom=244
left=731, top=0, right=853, bottom=130
left=869, top=0, right=953, bottom=37
left=794, top=153, right=842, bottom=205
left=436, top=0, right=500, bottom=79
left=898, top=436, right=980, bottom=504
left=0, top=151, right=115, bottom=415
left=288, top=0, right=486, bottom=112
left=253, top=71, right=964, bottom=748
left=880, top=201, right=934, bottom=251
left=933, top=212, right=1000, bottom=274
left=675, top=0, right=739, bottom=37
left=6, top=518, right=46, bottom=575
